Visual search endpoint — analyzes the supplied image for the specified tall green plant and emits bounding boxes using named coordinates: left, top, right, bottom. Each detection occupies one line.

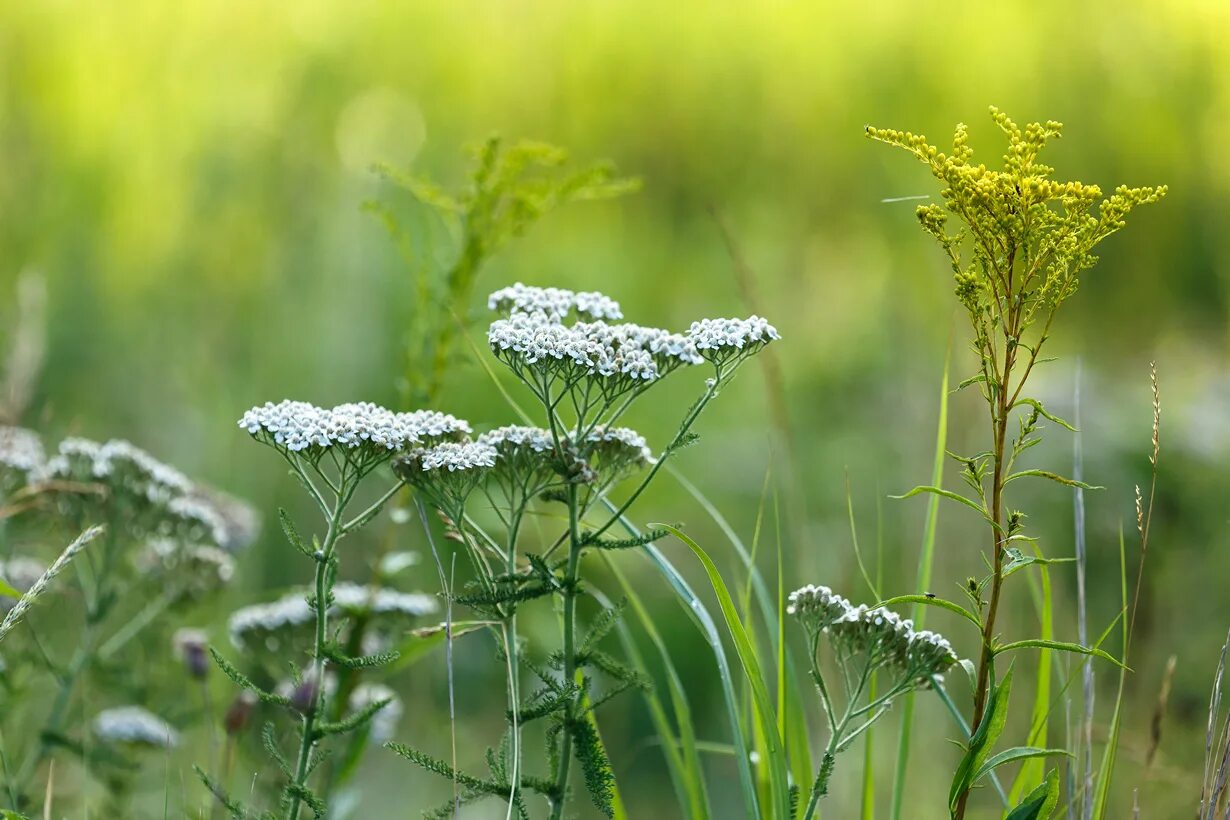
left=867, top=108, right=1165, bottom=818
left=367, top=138, right=639, bottom=407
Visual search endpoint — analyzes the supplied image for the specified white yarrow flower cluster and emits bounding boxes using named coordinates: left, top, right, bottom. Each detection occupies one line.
left=92, top=706, right=179, bottom=749
left=331, top=582, right=438, bottom=619
left=139, top=538, right=236, bottom=599
left=488, top=282, right=623, bottom=322
left=41, top=438, right=193, bottom=505
left=417, top=441, right=498, bottom=473
left=687, top=316, right=780, bottom=363
left=36, top=437, right=236, bottom=549
left=0, top=426, right=45, bottom=484
left=477, top=425, right=555, bottom=454
left=238, top=400, right=470, bottom=456
left=789, top=584, right=958, bottom=684
left=229, top=583, right=437, bottom=652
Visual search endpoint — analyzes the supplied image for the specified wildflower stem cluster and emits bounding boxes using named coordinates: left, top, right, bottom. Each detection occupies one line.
left=387, top=283, right=777, bottom=818
left=868, top=108, right=1165, bottom=818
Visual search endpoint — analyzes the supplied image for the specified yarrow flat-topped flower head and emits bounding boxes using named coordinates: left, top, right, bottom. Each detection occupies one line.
left=35, top=436, right=233, bottom=547
left=687, top=316, right=780, bottom=367
left=238, top=400, right=470, bottom=461
left=92, top=706, right=179, bottom=749
left=228, top=582, right=437, bottom=653
left=488, top=282, right=623, bottom=322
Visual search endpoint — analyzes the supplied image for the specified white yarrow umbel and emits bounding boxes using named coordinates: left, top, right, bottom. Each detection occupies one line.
left=93, top=706, right=179, bottom=749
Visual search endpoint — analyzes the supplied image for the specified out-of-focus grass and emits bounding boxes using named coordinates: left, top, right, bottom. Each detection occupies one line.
left=1, top=2, right=1228, bottom=815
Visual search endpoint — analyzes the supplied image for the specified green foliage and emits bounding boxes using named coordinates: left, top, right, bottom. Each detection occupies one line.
left=871, top=109, right=1165, bottom=817
left=367, top=137, right=639, bottom=405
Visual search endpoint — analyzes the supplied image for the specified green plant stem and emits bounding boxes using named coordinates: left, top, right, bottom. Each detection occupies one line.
left=96, top=591, right=172, bottom=661
left=955, top=283, right=1023, bottom=820
left=502, top=508, right=524, bottom=819
left=549, top=483, right=583, bottom=820
left=286, top=500, right=344, bottom=820
left=586, top=379, right=720, bottom=542
left=16, top=527, right=119, bottom=801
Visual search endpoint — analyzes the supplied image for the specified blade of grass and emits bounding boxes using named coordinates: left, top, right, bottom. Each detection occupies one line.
left=670, top=468, right=813, bottom=790
left=602, top=501, right=761, bottom=818
left=660, top=523, right=792, bottom=820
left=1010, top=543, right=1054, bottom=801
left=599, top=560, right=710, bottom=819
left=891, top=353, right=949, bottom=820
left=1090, top=526, right=1129, bottom=819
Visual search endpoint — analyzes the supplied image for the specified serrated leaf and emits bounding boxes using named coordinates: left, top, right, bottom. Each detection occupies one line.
left=278, top=508, right=312, bottom=558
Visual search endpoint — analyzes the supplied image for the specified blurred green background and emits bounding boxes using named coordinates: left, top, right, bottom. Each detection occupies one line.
left=2, top=1, right=1228, bottom=816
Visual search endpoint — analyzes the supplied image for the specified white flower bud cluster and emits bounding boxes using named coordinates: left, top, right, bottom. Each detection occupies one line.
left=167, top=495, right=230, bottom=546
left=37, top=437, right=238, bottom=549
left=229, top=583, right=437, bottom=652
left=688, top=316, right=780, bottom=363
left=349, top=682, right=403, bottom=744
left=0, top=427, right=45, bottom=488
left=92, top=706, right=179, bottom=749
left=786, top=584, right=852, bottom=633
left=789, top=584, right=958, bottom=683
left=488, top=282, right=623, bottom=322
left=238, top=400, right=470, bottom=456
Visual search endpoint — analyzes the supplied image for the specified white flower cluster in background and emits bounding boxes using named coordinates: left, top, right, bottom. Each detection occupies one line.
left=0, top=426, right=45, bottom=489
left=488, top=282, right=623, bottom=322
left=34, top=436, right=238, bottom=549
left=349, top=682, right=403, bottom=744
left=788, top=584, right=958, bottom=684
left=41, top=438, right=193, bottom=505
left=92, top=706, right=179, bottom=749
left=229, top=583, right=437, bottom=652
left=238, top=400, right=470, bottom=457
left=139, top=538, right=236, bottom=600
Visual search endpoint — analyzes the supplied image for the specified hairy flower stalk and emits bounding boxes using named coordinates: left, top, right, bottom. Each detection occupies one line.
left=869, top=108, right=1165, bottom=818
left=388, top=283, right=778, bottom=820
left=232, top=400, right=466, bottom=819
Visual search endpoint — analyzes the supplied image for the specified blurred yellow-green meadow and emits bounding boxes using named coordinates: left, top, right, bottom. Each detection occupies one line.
left=2, top=1, right=1229, bottom=817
